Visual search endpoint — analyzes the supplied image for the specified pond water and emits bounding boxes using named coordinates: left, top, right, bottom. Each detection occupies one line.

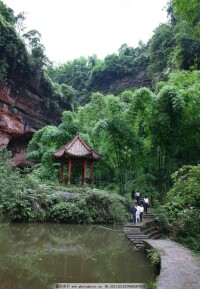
left=0, top=223, right=158, bottom=289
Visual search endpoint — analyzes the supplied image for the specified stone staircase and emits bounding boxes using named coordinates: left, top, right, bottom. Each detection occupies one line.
left=123, top=224, right=149, bottom=248
left=141, top=219, right=162, bottom=240
left=123, top=212, right=162, bottom=248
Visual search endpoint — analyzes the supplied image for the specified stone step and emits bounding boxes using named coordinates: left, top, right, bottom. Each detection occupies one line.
left=126, top=235, right=148, bottom=238
left=128, top=237, right=148, bottom=241
left=125, top=231, right=147, bottom=235
left=142, top=226, right=157, bottom=235
left=123, top=231, right=141, bottom=234
left=123, top=212, right=161, bottom=246
left=134, top=244, right=142, bottom=248
left=124, top=229, right=144, bottom=232
left=125, top=225, right=141, bottom=228
left=151, top=233, right=162, bottom=239
left=148, top=230, right=160, bottom=238
left=125, top=227, right=141, bottom=230
left=125, top=232, right=146, bottom=236
left=143, top=220, right=156, bottom=227
left=130, top=240, right=144, bottom=244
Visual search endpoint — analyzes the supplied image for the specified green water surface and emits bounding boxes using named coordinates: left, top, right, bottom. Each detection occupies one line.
left=0, top=223, right=158, bottom=289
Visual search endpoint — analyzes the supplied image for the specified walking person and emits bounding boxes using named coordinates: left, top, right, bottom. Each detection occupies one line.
left=139, top=204, right=144, bottom=222
left=130, top=204, right=137, bottom=225
left=131, top=189, right=136, bottom=201
left=139, top=196, right=144, bottom=206
left=144, top=197, right=149, bottom=213
left=135, top=191, right=140, bottom=205
left=135, top=204, right=140, bottom=223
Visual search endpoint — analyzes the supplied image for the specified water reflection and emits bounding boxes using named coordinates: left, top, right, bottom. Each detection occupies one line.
left=0, top=223, right=157, bottom=289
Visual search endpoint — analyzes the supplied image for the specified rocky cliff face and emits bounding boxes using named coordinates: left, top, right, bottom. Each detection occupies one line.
left=93, top=71, right=151, bottom=95
left=0, top=80, right=63, bottom=166
left=109, top=71, right=151, bottom=94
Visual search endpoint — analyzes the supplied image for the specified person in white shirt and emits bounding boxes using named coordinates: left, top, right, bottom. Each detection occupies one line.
left=143, top=197, right=149, bottom=213
left=135, top=205, right=140, bottom=223
left=139, top=204, right=144, bottom=222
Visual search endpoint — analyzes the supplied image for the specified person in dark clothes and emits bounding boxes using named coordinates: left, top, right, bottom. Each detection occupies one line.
left=144, top=197, right=149, bottom=213
left=135, top=191, right=140, bottom=204
left=130, top=204, right=137, bottom=225
left=131, top=189, right=136, bottom=201
left=139, top=196, right=144, bottom=206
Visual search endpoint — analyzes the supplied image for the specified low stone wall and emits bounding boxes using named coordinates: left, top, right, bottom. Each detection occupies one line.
left=144, top=239, right=200, bottom=289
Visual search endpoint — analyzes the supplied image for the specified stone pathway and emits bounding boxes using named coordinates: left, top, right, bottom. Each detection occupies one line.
left=123, top=212, right=161, bottom=247
left=123, top=224, right=149, bottom=247
left=145, top=239, right=200, bottom=289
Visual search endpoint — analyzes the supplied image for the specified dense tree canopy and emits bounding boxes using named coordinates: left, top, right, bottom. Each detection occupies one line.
left=171, top=0, right=200, bottom=38
left=27, top=71, right=200, bottom=197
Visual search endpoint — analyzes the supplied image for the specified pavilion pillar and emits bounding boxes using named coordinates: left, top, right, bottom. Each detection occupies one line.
left=90, top=162, right=94, bottom=186
left=82, top=159, right=87, bottom=186
left=67, top=159, right=72, bottom=185
left=60, top=162, right=64, bottom=183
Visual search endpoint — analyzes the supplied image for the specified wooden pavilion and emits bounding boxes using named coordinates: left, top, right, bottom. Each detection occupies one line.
left=53, top=134, right=101, bottom=186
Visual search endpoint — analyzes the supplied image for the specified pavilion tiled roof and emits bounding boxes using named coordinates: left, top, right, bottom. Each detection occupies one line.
left=53, top=135, right=101, bottom=160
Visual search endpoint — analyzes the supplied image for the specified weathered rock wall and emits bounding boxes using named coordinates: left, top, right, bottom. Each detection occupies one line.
left=109, top=71, right=151, bottom=94
left=0, top=80, right=63, bottom=166
left=94, top=71, right=151, bottom=95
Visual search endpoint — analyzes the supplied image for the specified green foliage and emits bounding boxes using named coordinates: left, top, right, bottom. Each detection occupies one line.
left=0, top=1, right=14, bottom=24
left=0, top=0, right=68, bottom=116
left=150, top=276, right=159, bottom=289
left=42, top=0, right=200, bottom=105
left=49, top=202, right=88, bottom=223
left=172, top=0, right=200, bottom=38
left=49, top=191, right=129, bottom=224
left=149, top=70, right=200, bottom=193
left=46, top=56, right=96, bottom=105
left=147, top=24, right=175, bottom=83
left=0, top=149, right=24, bottom=200
left=147, top=249, right=160, bottom=265
left=0, top=150, right=52, bottom=222
left=28, top=69, right=200, bottom=196
left=2, top=0, right=200, bottom=107
left=0, top=2, right=30, bottom=81
left=154, top=165, right=200, bottom=253
left=89, top=44, right=149, bottom=93
left=153, top=206, right=170, bottom=235
left=0, top=150, right=129, bottom=224
left=3, top=198, right=35, bottom=222
left=60, top=83, right=77, bottom=109
left=168, top=165, right=200, bottom=207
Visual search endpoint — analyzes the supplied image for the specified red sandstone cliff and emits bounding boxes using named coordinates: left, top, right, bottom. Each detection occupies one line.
left=0, top=80, right=63, bottom=166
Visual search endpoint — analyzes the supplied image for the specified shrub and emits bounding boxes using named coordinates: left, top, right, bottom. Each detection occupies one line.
left=49, top=191, right=129, bottom=224
left=153, top=206, right=170, bottom=234
left=2, top=198, right=35, bottom=222
left=147, top=248, right=160, bottom=265
left=154, top=165, right=200, bottom=253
